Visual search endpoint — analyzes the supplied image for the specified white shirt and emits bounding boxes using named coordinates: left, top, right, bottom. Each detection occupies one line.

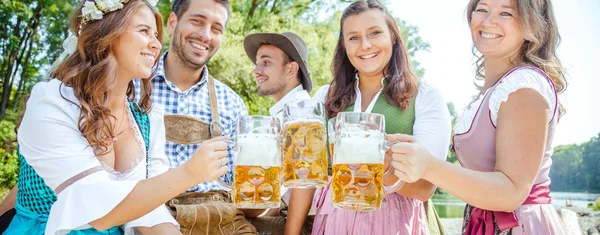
left=312, top=79, right=451, bottom=160
left=454, top=68, right=557, bottom=134
left=269, top=85, right=312, bottom=121
left=267, top=85, right=313, bottom=211
left=18, top=79, right=177, bottom=235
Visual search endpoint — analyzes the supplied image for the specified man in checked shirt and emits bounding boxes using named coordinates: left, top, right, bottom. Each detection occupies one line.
left=133, top=0, right=260, bottom=234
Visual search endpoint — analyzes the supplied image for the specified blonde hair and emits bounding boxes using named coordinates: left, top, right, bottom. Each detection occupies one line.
left=466, top=0, right=566, bottom=108
left=52, top=0, right=163, bottom=155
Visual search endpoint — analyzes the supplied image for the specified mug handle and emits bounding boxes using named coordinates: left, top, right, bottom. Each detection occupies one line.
left=216, top=140, right=237, bottom=191
left=381, top=140, right=405, bottom=194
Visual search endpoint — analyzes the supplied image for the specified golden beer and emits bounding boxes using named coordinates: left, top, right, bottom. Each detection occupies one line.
left=331, top=112, right=405, bottom=211
left=332, top=163, right=384, bottom=211
left=231, top=132, right=282, bottom=208
left=233, top=165, right=281, bottom=208
left=282, top=120, right=328, bottom=188
left=331, top=127, right=390, bottom=211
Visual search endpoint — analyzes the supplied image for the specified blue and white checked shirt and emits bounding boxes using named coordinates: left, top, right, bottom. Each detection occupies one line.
left=135, top=52, right=248, bottom=192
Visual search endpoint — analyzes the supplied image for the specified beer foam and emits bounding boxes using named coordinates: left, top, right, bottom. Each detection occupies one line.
left=334, top=129, right=385, bottom=164
left=235, top=133, right=281, bottom=166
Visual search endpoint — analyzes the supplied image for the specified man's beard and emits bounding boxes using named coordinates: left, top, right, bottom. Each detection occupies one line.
left=171, top=29, right=214, bottom=70
left=257, top=76, right=287, bottom=96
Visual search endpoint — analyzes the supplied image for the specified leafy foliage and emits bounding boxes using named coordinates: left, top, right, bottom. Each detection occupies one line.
left=0, top=0, right=77, bottom=119
left=0, top=118, right=18, bottom=189
left=549, top=133, right=600, bottom=193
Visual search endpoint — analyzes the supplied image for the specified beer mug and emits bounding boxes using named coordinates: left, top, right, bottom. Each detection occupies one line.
left=223, top=116, right=282, bottom=209
left=282, top=99, right=328, bottom=188
left=331, top=112, right=404, bottom=211
left=328, top=118, right=335, bottom=158
left=327, top=118, right=336, bottom=176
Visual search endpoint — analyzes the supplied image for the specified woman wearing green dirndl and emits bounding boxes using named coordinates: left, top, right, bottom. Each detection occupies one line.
left=309, top=1, right=452, bottom=234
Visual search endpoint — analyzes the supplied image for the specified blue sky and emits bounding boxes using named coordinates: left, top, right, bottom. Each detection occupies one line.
left=388, top=0, right=600, bottom=146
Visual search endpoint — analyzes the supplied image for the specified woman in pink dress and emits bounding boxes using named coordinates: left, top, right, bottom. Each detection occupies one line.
left=308, top=0, right=452, bottom=234
left=389, top=0, right=569, bottom=234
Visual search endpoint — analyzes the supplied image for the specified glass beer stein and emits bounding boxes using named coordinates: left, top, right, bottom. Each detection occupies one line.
left=327, top=118, right=336, bottom=176
left=331, top=112, right=404, bottom=211
left=222, top=116, right=282, bottom=209
left=327, top=118, right=336, bottom=159
left=282, top=99, right=328, bottom=188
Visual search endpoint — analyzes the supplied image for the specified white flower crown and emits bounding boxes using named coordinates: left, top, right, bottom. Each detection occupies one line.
left=81, top=0, right=158, bottom=27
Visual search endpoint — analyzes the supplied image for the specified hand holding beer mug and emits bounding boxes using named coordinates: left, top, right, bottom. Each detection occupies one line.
left=282, top=99, right=328, bottom=188
left=331, top=112, right=404, bottom=211
left=220, top=116, right=282, bottom=209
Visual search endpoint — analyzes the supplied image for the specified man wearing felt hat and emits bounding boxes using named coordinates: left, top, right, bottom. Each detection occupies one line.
left=243, top=32, right=315, bottom=235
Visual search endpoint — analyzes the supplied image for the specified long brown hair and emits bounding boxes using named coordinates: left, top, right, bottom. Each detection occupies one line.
left=466, top=0, right=566, bottom=97
left=324, top=0, right=418, bottom=119
left=51, top=0, right=164, bottom=155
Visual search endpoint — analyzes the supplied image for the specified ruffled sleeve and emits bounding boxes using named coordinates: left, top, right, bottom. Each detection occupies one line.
left=17, top=80, right=139, bottom=234
left=16, top=80, right=171, bottom=234
left=46, top=174, right=139, bottom=234
left=489, top=68, right=557, bottom=126
left=413, top=82, right=452, bottom=160
left=145, top=104, right=170, bottom=177
left=122, top=104, right=178, bottom=232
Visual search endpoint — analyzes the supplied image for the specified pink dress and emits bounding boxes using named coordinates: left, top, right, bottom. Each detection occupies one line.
left=311, top=178, right=429, bottom=235
left=453, top=65, right=568, bottom=235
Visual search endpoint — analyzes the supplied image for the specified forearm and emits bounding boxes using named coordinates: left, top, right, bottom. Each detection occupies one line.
left=90, top=136, right=231, bottom=230
left=284, top=188, right=315, bottom=235
left=424, top=157, right=528, bottom=212
left=384, top=173, right=435, bottom=202
left=90, top=165, right=196, bottom=230
left=136, top=222, right=182, bottom=235
left=0, top=186, right=17, bottom=216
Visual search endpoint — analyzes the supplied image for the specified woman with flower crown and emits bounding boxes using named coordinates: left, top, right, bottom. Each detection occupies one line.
left=3, top=0, right=232, bottom=234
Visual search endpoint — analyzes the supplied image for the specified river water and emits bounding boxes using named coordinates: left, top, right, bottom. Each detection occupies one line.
left=432, top=192, right=600, bottom=218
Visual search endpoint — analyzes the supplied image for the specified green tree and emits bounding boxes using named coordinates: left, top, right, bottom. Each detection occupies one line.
left=0, top=119, right=18, bottom=189
left=582, top=134, right=600, bottom=192
left=548, top=133, right=600, bottom=193
left=549, top=144, right=584, bottom=192
left=0, top=0, right=76, bottom=118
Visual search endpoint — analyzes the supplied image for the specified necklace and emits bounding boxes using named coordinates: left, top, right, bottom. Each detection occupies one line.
left=112, top=102, right=128, bottom=143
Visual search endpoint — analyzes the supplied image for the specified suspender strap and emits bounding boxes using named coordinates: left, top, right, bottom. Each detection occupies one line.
left=207, top=75, right=222, bottom=137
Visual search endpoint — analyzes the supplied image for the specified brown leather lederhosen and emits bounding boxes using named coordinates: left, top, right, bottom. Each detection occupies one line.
left=163, top=75, right=257, bottom=235
left=163, top=75, right=222, bottom=144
